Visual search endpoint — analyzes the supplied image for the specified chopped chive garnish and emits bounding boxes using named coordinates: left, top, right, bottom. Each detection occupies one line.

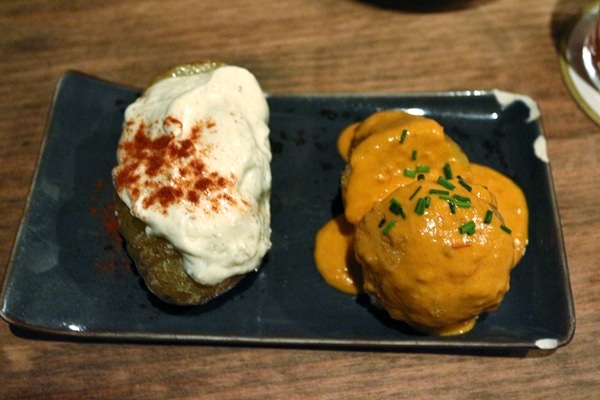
left=411, top=150, right=417, bottom=160
left=429, top=189, right=450, bottom=195
left=500, top=225, right=512, bottom=234
left=459, top=221, right=476, bottom=235
left=409, top=185, right=422, bottom=201
left=454, top=200, right=471, bottom=208
left=458, top=178, right=472, bottom=192
left=417, top=173, right=426, bottom=181
left=416, top=165, right=430, bottom=173
left=437, top=176, right=456, bottom=190
left=382, top=219, right=397, bottom=234
left=389, top=198, right=406, bottom=218
left=484, top=210, right=494, bottom=223
left=400, top=129, right=409, bottom=143
left=389, top=198, right=401, bottom=214
left=443, top=163, right=453, bottom=179
left=415, top=197, right=427, bottom=215
left=449, top=201, right=457, bottom=214
left=378, top=218, right=386, bottom=228
left=404, top=168, right=417, bottom=178
left=453, top=194, right=471, bottom=203
left=424, top=196, right=431, bottom=208
left=439, top=195, right=470, bottom=208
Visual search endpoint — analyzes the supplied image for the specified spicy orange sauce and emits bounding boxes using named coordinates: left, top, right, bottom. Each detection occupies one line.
left=339, top=111, right=471, bottom=226
left=470, top=164, right=529, bottom=266
left=314, top=164, right=528, bottom=295
left=314, top=215, right=362, bottom=295
left=315, top=112, right=528, bottom=298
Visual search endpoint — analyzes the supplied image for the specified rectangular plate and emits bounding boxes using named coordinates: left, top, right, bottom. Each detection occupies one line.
left=0, top=71, right=574, bottom=352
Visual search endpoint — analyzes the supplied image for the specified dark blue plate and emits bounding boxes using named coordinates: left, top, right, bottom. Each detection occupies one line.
left=0, top=71, right=574, bottom=353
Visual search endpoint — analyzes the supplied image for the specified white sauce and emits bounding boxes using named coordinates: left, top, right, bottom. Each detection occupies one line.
left=113, top=65, right=271, bottom=285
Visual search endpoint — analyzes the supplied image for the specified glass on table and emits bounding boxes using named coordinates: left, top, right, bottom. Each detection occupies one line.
left=560, top=1, right=600, bottom=125
left=583, top=2, right=600, bottom=89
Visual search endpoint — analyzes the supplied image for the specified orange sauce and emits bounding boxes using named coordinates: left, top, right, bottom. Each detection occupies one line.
left=315, top=167, right=528, bottom=294
left=354, top=180, right=515, bottom=336
left=339, top=110, right=471, bottom=225
left=470, top=164, right=529, bottom=266
left=314, top=110, right=529, bottom=335
left=314, top=215, right=362, bottom=295
left=337, top=122, right=359, bottom=162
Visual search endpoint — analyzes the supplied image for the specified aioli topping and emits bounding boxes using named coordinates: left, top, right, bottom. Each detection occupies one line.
left=113, top=65, right=271, bottom=285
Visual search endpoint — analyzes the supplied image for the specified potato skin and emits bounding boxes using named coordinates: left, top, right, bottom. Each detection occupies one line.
left=115, top=196, right=242, bottom=305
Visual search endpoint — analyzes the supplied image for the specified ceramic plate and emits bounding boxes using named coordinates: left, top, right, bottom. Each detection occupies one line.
left=0, top=71, right=574, bottom=353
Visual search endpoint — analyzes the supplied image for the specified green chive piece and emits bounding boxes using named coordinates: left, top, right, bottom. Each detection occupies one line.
left=415, top=197, right=427, bottom=215
left=443, top=163, right=453, bottom=179
left=378, top=218, right=386, bottom=228
left=400, top=129, right=409, bottom=143
left=389, top=198, right=406, bottom=218
left=411, top=149, right=417, bottom=160
left=484, top=210, right=494, bottom=224
left=453, top=194, right=471, bottom=203
left=424, top=196, right=431, bottom=208
left=382, top=219, right=397, bottom=234
left=440, top=194, right=470, bottom=208
left=409, top=185, right=422, bottom=201
left=416, top=165, right=430, bottom=173
left=404, top=168, right=417, bottom=178
left=429, top=189, right=450, bottom=195
left=449, top=201, right=456, bottom=214
left=437, top=176, right=456, bottom=190
left=459, top=221, right=476, bottom=235
left=458, top=178, right=472, bottom=192
left=453, top=200, right=471, bottom=208
left=389, top=198, right=401, bottom=214
left=500, top=225, right=512, bottom=234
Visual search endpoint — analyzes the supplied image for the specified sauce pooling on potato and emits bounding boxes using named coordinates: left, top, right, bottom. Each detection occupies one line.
left=339, top=110, right=472, bottom=225
left=314, top=111, right=528, bottom=335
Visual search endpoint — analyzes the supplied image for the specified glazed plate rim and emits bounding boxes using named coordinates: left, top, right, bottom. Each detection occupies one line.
left=0, top=71, right=575, bottom=353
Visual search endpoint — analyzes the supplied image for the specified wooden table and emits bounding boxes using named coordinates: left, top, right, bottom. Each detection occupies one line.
left=1, top=0, right=599, bottom=398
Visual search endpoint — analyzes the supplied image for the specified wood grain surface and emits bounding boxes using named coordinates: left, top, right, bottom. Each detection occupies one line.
left=1, top=0, right=599, bottom=398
